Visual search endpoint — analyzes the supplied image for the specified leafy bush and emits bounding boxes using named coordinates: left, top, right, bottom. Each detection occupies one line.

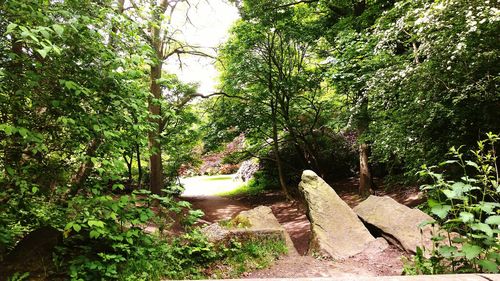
left=407, top=133, right=499, bottom=274
left=1, top=184, right=285, bottom=280
left=55, top=189, right=202, bottom=280
left=0, top=186, right=65, bottom=259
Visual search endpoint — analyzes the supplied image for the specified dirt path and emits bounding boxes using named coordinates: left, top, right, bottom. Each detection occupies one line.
left=181, top=176, right=421, bottom=278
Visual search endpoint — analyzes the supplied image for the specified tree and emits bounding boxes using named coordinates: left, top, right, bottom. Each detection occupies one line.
left=0, top=0, right=151, bottom=195
left=123, top=0, right=209, bottom=194
left=216, top=1, right=327, bottom=197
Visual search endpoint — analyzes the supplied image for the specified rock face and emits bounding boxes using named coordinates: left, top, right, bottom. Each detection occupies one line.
left=0, top=226, right=62, bottom=279
left=298, top=170, right=376, bottom=259
left=201, top=206, right=298, bottom=255
left=201, top=223, right=231, bottom=243
left=354, top=195, right=435, bottom=253
left=233, top=158, right=260, bottom=182
left=234, top=206, right=298, bottom=255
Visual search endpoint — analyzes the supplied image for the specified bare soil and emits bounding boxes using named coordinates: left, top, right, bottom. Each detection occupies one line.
left=183, top=177, right=423, bottom=278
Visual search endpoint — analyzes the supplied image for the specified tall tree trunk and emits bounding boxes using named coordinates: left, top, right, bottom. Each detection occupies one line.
left=136, top=142, right=142, bottom=189
left=124, top=152, right=133, bottom=182
left=69, top=139, right=100, bottom=196
left=354, top=0, right=366, bottom=17
left=358, top=142, right=372, bottom=196
left=271, top=105, right=290, bottom=199
left=357, top=96, right=373, bottom=196
left=148, top=63, right=163, bottom=194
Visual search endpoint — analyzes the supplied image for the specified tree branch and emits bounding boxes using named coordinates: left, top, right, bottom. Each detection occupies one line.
left=276, top=0, right=319, bottom=9
left=175, top=92, right=249, bottom=108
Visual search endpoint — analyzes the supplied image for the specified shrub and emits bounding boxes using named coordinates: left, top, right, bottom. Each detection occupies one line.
left=407, top=133, right=499, bottom=274
left=56, top=189, right=202, bottom=280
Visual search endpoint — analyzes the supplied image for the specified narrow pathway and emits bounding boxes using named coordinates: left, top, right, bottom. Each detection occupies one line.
left=180, top=175, right=407, bottom=277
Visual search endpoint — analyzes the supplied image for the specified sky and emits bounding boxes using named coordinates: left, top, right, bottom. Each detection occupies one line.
left=165, top=0, right=240, bottom=94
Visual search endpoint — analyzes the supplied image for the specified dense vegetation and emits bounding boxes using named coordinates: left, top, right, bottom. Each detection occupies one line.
left=207, top=0, right=499, bottom=195
left=0, top=0, right=498, bottom=279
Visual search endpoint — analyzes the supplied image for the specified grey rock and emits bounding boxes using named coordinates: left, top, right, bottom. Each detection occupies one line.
left=201, top=223, right=231, bottom=243
left=354, top=195, right=436, bottom=254
left=233, top=206, right=298, bottom=255
left=298, top=170, right=376, bottom=259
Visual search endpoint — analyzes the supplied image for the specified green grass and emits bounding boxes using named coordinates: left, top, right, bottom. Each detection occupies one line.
left=204, top=175, right=234, bottom=181
left=215, top=180, right=266, bottom=197
left=210, top=238, right=287, bottom=278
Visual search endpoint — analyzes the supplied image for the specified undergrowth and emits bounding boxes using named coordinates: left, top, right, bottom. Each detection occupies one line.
left=404, top=133, right=500, bottom=274
left=1, top=185, right=286, bottom=280
left=201, top=237, right=287, bottom=279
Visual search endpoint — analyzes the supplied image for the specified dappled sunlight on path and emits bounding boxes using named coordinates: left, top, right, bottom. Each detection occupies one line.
left=178, top=175, right=419, bottom=277
left=180, top=174, right=243, bottom=196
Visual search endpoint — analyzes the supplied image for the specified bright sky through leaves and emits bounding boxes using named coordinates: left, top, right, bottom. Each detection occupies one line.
left=166, top=0, right=239, bottom=94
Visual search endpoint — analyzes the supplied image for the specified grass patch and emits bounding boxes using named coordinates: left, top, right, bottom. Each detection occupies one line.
left=208, top=237, right=287, bottom=278
left=218, top=216, right=251, bottom=229
left=204, top=175, right=234, bottom=181
left=216, top=180, right=266, bottom=197
left=216, top=172, right=275, bottom=197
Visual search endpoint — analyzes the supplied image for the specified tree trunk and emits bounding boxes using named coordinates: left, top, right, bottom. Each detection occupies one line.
left=69, top=139, right=100, bottom=196
left=271, top=106, right=290, bottom=199
left=354, top=0, right=366, bottom=17
left=123, top=152, right=133, bottom=182
left=148, top=63, right=163, bottom=194
left=358, top=143, right=373, bottom=196
left=136, top=142, right=142, bottom=189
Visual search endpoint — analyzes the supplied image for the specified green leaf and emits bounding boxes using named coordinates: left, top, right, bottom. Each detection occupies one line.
left=89, top=230, right=100, bottom=239
left=431, top=204, right=451, bottom=219
left=459, top=211, right=474, bottom=223
left=465, top=160, right=479, bottom=171
left=485, top=215, right=500, bottom=225
left=461, top=243, right=482, bottom=260
left=478, top=259, right=499, bottom=273
left=109, top=212, right=117, bottom=220
left=18, top=127, right=28, bottom=138
left=52, top=24, right=64, bottom=37
left=479, top=202, right=499, bottom=214
left=0, top=124, right=14, bottom=135
left=36, top=47, right=50, bottom=58
left=6, top=166, right=15, bottom=176
left=438, top=246, right=457, bottom=258
left=88, top=220, right=104, bottom=228
left=471, top=223, right=493, bottom=237
left=73, top=224, right=82, bottom=232
left=65, top=222, right=74, bottom=230
left=427, top=198, right=440, bottom=208
left=451, top=236, right=466, bottom=243
left=112, top=183, right=124, bottom=190
left=442, top=189, right=457, bottom=199
left=6, top=23, right=18, bottom=34
left=139, top=213, right=149, bottom=222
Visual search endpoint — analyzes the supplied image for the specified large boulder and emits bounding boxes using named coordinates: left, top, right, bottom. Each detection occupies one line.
left=201, top=223, right=231, bottom=243
left=298, top=170, right=376, bottom=259
left=201, top=206, right=298, bottom=255
left=232, top=206, right=298, bottom=255
left=233, top=158, right=260, bottom=182
left=0, top=226, right=62, bottom=280
left=353, top=195, right=435, bottom=254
